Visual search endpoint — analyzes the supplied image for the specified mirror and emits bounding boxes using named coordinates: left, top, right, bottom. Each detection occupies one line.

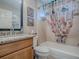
left=0, top=0, right=23, bottom=31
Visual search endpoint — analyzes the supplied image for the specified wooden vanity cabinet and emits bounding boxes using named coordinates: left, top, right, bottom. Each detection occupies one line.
left=0, top=37, right=33, bottom=59
left=0, top=46, right=33, bottom=59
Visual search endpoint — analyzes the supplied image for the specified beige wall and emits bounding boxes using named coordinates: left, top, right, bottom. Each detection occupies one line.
left=66, top=16, right=79, bottom=46
left=37, top=20, right=47, bottom=44
left=23, top=0, right=37, bottom=34
left=23, top=0, right=47, bottom=45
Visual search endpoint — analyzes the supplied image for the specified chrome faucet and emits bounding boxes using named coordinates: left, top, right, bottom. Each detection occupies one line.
left=10, top=21, right=15, bottom=35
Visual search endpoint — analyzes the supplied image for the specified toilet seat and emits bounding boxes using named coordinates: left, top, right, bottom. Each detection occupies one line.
left=35, top=46, right=49, bottom=52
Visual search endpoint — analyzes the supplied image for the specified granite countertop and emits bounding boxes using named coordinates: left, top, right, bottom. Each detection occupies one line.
left=0, top=34, right=35, bottom=44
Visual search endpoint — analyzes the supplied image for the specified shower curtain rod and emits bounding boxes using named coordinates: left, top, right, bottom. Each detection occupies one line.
left=38, top=0, right=56, bottom=9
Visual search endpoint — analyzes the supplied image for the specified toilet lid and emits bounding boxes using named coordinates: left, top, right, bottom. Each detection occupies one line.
left=35, top=46, right=49, bottom=52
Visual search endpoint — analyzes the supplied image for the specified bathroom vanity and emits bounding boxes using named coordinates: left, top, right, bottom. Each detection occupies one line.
left=0, top=35, right=34, bottom=59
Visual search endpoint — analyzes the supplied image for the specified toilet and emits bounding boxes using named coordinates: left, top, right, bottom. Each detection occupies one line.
left=33, top=36, right=50, bottom=59
left=34, top=46, right=50, bottom=59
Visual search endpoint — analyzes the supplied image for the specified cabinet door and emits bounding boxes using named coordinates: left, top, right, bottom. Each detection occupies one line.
left=0, top=46, right=33, bottom=59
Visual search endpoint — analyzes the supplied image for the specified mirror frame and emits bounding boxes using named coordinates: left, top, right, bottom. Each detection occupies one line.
left=0, top=0, right=23, bottom=31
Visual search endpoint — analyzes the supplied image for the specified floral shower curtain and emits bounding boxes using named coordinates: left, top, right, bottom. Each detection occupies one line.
left=48, top=0, right=75, bottom=43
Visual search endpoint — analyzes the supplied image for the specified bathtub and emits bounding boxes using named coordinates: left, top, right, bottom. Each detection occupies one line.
left=40, top=41, right=79, bottom=59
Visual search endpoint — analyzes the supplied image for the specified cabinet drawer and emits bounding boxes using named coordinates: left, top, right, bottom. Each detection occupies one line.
left=0, top=46, right=33, bottom=59
left=0, top=38, right=33, bottom=57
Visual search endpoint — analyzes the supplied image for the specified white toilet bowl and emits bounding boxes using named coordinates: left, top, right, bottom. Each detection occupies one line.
left=33, top=36, right=50, bottom=59
left=34, top=46, right=50, bottom=57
